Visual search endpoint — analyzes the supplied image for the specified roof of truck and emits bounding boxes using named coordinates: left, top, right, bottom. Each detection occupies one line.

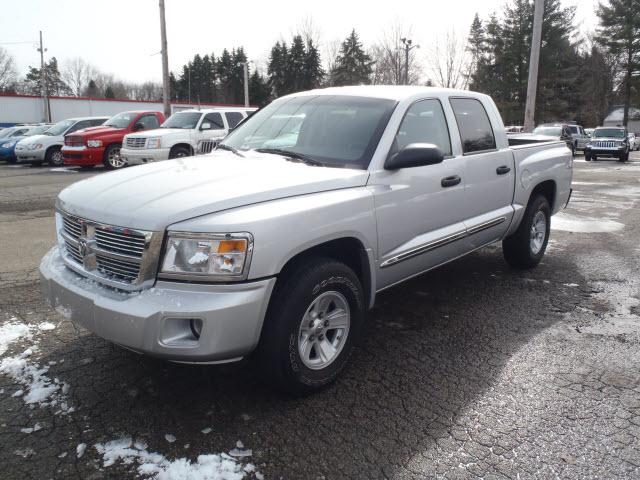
left=286, top=85, right=484, bottom=101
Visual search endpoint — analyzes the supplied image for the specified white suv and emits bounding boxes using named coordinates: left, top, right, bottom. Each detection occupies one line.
left=121, top=108, right=255, bottom=165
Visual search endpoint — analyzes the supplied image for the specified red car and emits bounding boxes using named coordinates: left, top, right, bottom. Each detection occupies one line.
left=62, top=110, right=165, bottom=169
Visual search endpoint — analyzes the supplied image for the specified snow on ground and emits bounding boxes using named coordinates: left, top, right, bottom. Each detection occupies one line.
left=94, top=436, right=260, bottom=480
left=0, top=319, right=72, bottom=414
left=551, top=213, right=624, bottom=233
left=49, top=167, right=79, bottom=173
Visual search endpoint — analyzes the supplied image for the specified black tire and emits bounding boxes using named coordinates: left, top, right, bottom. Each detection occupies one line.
left=256, top=257, right=365, bottom=396
left=169, top=145, right=191, bottom=159
left=585, top=151, right=592, bottom=161
left=45, top=147, right=63, bottom=166
left=503, top=194, right=551, bottom=270
left=103, top=143, right=125, bottom=170
left=592, top=155, right=597, bottom=161
left=619, top=150, right=629, bottom=162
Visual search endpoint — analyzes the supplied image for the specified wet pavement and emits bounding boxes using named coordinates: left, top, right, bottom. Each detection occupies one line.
left=1, top=156, right=639, bottom=479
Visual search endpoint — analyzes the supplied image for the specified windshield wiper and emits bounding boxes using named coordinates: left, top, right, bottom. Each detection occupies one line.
left=254, top=148, right=323, bottom=166
left=216, top=143, right=245, bottom=157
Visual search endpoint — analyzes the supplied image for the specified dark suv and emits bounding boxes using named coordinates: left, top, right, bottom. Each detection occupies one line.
left=585, top=127, right=630, bottom=162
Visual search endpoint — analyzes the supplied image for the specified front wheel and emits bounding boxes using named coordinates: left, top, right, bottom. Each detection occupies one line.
left=585, top=151, right=592, bottom=161
left=169, top=146, right=191, bottom=159
left=256, top=258, right=365, bottom=396
left=45, top=147, right=63, bottom=166
left=103, top=143, right=125, bottom=169
left=503, top=195, right=551, bottom=269
left=619, top=149, right=629, bottom=162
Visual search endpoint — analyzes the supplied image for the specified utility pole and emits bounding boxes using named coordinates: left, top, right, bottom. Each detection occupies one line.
left=242, top=62, right=249, bottom=107
left=159, top=0, right=171, bottom=117
left=400, top=38, right=419, bottom=85
left=188, top=65, right=191, bottom=104
left=37, top=31, right=50, bottom=122
left=524, top=0, right=544, bottom=132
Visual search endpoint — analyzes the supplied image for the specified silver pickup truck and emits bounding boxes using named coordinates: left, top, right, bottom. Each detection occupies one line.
left=40, top=86, right=572, bottom=395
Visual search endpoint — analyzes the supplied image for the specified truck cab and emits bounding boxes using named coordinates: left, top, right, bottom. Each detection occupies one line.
left=62, top=111, right=165, bottom=169
left=121, top=108, right=256, bottom=165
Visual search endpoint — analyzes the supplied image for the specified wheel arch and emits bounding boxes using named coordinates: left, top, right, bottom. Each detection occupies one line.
left=170, top=143, right=194, bottom=157
left=274, top=236, right=375, bottom=310
left=530, top=179, right=556, bottom=211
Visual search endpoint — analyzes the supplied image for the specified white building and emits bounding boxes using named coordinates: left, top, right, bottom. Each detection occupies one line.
left=0, top=93, right=247, bottom=126
left=603, top=105, right=640, bottom=133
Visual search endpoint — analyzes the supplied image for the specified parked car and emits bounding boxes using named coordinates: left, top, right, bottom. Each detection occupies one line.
left=121, top=108, right=256, bottom=165
left=627, top=132, right=640, bottom=151
left=532, top=123, right=576, bottom=155
left=585, top=127, right=630, bottom=162
left=505, top=125, right=524, bottom=133
left=16, top=117, right=109, bottom=166
left=0, top=124, right=52, bottom=163
left=62, top=111, right=165, bottom=170
left=585, top=128, right=595, bottom=138
left=566, top=124, right=590, bottom=152
left=40, top=86, right=572, bottom=395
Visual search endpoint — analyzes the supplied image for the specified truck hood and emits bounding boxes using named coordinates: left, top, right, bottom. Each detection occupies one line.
left=57, top=151, right=369, bottom=231
left=126, top=128, right=182, bottom=139
left=73, top=126, right=124, bottom=138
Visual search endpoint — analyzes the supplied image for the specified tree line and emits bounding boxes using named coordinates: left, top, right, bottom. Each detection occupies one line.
left=1, top=0, right=638, bottom=127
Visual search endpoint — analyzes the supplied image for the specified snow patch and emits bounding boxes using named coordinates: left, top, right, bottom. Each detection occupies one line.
left=551, top=213, right=624, bottom=233
left=38, top=322, right=56, bottom=331
left=77, top=443, right=87, bottom=458
left=0, top=322, right=32, bottom=356
left=95, top=436, right=256, bottom=479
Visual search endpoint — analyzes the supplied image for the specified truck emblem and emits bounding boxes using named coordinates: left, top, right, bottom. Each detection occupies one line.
left=78, top=238, right=89, bottom=257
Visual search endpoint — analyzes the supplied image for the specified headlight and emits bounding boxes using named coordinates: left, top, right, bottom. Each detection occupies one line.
left=87, top=140, right=102, bottom=147
left=146, top=137, right=161, bottom=149
left=160, top=232, right=253, bottom=281
left=2, top=140, right=17, bottom=148
left=28, top=143, right=43, bottom=150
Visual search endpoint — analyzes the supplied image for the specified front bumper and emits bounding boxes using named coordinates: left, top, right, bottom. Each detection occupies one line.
left=585, top=146, right=627, bottom=158
left=40, top=247, right=276, bottom=362
left=16, top=148, right=46, bottom=162
left=0, top=146, right=16, bottom=161
left=62, top=146, right=105, bottom=166
left=121, top=147, right=171, bottom=165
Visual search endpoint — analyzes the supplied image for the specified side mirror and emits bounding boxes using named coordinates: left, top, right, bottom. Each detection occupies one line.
left=133, top=122, right=145, bottom=131
left=200, top=122, right=211, bottom=131
left=384, top=143, right=444, bottom=170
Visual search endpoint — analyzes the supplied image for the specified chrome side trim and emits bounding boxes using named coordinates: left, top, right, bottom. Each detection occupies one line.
left=380, top=216, right=507, bottom=269
left=466, top=216, right=506, bottom=235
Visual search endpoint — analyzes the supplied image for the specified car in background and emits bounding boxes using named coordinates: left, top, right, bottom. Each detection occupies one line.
left=120, top=108, right=256, bottom=165
left=62, top=111, right=165, bottom=170
left=15, top=117, right=109, bottom=166
left=585, top=127, right=630, bottom=162
left=585, top=128, right=595, bottom=138
left=566, top=124, right=590, bottom=152
left=0, top=124, right=52, bottom=163
left=532, top=123, right=575, bottom=154
left=627, top=132, right=640, bottom=151
left=505, top=125, right=524, bottom=133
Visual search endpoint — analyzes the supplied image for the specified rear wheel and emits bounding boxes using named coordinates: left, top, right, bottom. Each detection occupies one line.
left=503, top=194, right=551, bottom=269
left=169, top=145, right=191, bottom=159
left=256, top=258, right=365, bottom=396
left=45, top=147, right=63, bottom=166
left=103, top=143, right=125, bottom=169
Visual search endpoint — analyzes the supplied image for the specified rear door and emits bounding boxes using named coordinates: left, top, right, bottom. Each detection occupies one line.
left=449, top=97, right=515, bottom=248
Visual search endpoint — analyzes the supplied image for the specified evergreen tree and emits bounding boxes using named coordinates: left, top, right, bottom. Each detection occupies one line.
left=330, top=29, right=373, bottom=86
left=24, top=57, right=69, bottom=96
left=303, top=39, right=324, bottom=89
left=289, top=35, right=308, bottom=92
left=268, top=41, right=289, bottom=97
left=84, top=79, right=99, bottom=97
left=217, top=49, right=234, bottom=103
left=249, top=70, right=271, bottom=106
left=104, top=85, right=115, bottom=98
left=466, top=13, right=485, bottom=73
left=596, top=0, right=640, bottom=126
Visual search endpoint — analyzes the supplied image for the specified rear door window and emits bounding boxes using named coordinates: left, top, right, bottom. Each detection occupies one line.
left=224, top=111, right=244, bottom=129
left=449, top=98, right=497, bottom=154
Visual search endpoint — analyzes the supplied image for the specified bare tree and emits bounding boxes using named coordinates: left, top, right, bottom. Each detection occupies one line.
left=370, top=22, right=422, bottom=85
left=62, top=57, right=99, bottom=96
left=296, top=14, right=322, bottom=47
left=427, top=30, right=469, bottom=89
left=323, top=38, right=342, bottom=82
left=0, top=47, right=18, bottom=91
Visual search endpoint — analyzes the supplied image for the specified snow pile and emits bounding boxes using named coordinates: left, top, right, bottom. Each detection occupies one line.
left=0, top=321, right=32, bottom=356
left=95, top=437, right=258, bottom=479
left=551, top=213, right=624, bottom=233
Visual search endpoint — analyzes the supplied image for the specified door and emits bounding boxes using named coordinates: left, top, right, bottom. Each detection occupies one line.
left=372, top=98, right=469, bottom=290
left=449, top=97, right=515, bottom=248
left=199, top=112, right=226, bottom=142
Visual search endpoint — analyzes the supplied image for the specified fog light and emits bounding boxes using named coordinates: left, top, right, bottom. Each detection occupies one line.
left=190, top=318, right=203, bottom=339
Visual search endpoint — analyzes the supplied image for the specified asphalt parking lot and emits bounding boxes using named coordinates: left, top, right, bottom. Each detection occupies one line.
left=1, top=154, right=640, bottom=479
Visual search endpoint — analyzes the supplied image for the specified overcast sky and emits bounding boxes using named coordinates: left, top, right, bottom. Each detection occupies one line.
left=2, top=0, right=600, bottom=85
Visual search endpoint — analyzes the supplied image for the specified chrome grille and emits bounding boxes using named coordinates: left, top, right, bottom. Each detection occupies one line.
left=197, top=139, right=218, bottom=155
left=125, top=137, right=146, bottom=149
left=65, top=135, right=84, bottom=147
left=595, top=141, right=617, bottom=148
left=58, top=211, right=162, bottom=291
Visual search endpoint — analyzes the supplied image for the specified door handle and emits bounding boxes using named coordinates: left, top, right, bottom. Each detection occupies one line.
left=441, top=175, right=461, bottom=188
left=496, top=165, right=511, bottom=175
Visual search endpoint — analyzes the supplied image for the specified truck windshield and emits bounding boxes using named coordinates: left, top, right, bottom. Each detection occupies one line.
left=593, top=128, right=625, bottom=138
left=220, top=95, right=397, bottom=169
left=105, top=112, right=137, bottom=129
left=532, top=126, right=562, bottom=136
left=45, top=119, right=75, bottom=136
left=161, top=112, right=202, bottom=129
